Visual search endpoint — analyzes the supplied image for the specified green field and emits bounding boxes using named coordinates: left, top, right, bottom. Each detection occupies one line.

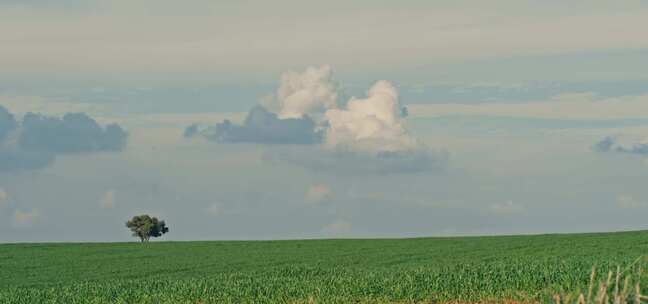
left=1, top=230, right=648, bottom=303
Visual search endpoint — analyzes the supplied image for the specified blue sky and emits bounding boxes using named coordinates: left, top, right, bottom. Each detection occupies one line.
left=1, top=1, right=648, bottom=242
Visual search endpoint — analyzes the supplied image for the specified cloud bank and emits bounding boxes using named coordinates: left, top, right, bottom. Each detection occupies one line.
left=185, top=106, right=322, bottom=144
left=593, top=136, right=648, bottom=155
left=0, top=105, right=128, bottom=172
left=187, top=66, right=442, bottom=173
left=20, top=112, right=127, bottom=153
left=0, top=106, right=17, bottom=142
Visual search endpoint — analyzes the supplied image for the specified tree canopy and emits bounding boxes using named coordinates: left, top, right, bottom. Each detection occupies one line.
left=125, top=215, right=169, bottom=242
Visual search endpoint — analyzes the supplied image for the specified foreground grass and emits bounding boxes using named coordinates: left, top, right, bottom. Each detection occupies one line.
left=1, top=230, right=648, bottom=303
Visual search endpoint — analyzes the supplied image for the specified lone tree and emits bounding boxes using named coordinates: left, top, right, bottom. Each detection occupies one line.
left=126, top=215, right=169, bottom=242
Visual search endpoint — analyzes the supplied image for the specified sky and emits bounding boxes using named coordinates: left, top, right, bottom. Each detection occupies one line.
left=1, top=0, right=648, bottom=242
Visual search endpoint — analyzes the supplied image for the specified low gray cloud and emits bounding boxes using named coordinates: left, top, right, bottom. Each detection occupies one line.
left=593, top=136, right=648, bottom=155
left=19, top=112, right=127, bottom=153
left=619, top=143, right=648, bottom=155
left=183, top=124, right=199, bottom=138
left=592, top=136, right=616, bottom=153
left=264, top=147, right=447, bottom=175
left=0, top=105, right=17, bottom=142
left=0, top=105, right=128, bottom=172
left=185, top=106, right=322, bottom=145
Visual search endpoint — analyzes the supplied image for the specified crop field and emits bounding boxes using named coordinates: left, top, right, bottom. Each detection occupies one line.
left=1, top=230, right=648, bottom=303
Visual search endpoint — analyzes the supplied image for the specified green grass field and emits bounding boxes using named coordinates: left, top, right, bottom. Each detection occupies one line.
left=1, top=230, right=648, bottom=303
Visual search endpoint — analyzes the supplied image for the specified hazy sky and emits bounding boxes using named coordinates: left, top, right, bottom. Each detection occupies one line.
left=1, top=1, right=648, bottom=242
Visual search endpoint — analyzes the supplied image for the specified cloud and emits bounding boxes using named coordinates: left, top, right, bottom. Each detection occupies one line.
left=99, top=190, right=116, bottom=209
left=593, top=136, right=648, bottom=155
left=12, top=208, right=41, bottom=228
left=0, top=106, right=128, bottom=172
left=593, top=136, right=617, bottom=153
left=186, top=106, right=322, bottom=144
left=187, top=66, right=443, bottom=174
left=324, top=80, right=416, bottom=153
left=305, top=184, right=332, bottom=204
left=185, top=66, right=335, bottom=145
left=0, top=105, right=17, bottom=142
left=277, top=65, right=338, bottom=119
left=183, top=124, right=199, bottom=138
left=20, top=112, right=127, bottom=153
left=617, top=143, right=648, bottom=155
left=186, top=66, right=417, bottom=153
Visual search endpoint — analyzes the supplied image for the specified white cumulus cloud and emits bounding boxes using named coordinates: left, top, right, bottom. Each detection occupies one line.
left=277, top=65, right=338, bottom=119
left=324, top=80, right=416, bottom=153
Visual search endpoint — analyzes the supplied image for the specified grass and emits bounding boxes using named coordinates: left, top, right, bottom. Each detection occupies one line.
left=1, top=230, right=648, bottom=303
